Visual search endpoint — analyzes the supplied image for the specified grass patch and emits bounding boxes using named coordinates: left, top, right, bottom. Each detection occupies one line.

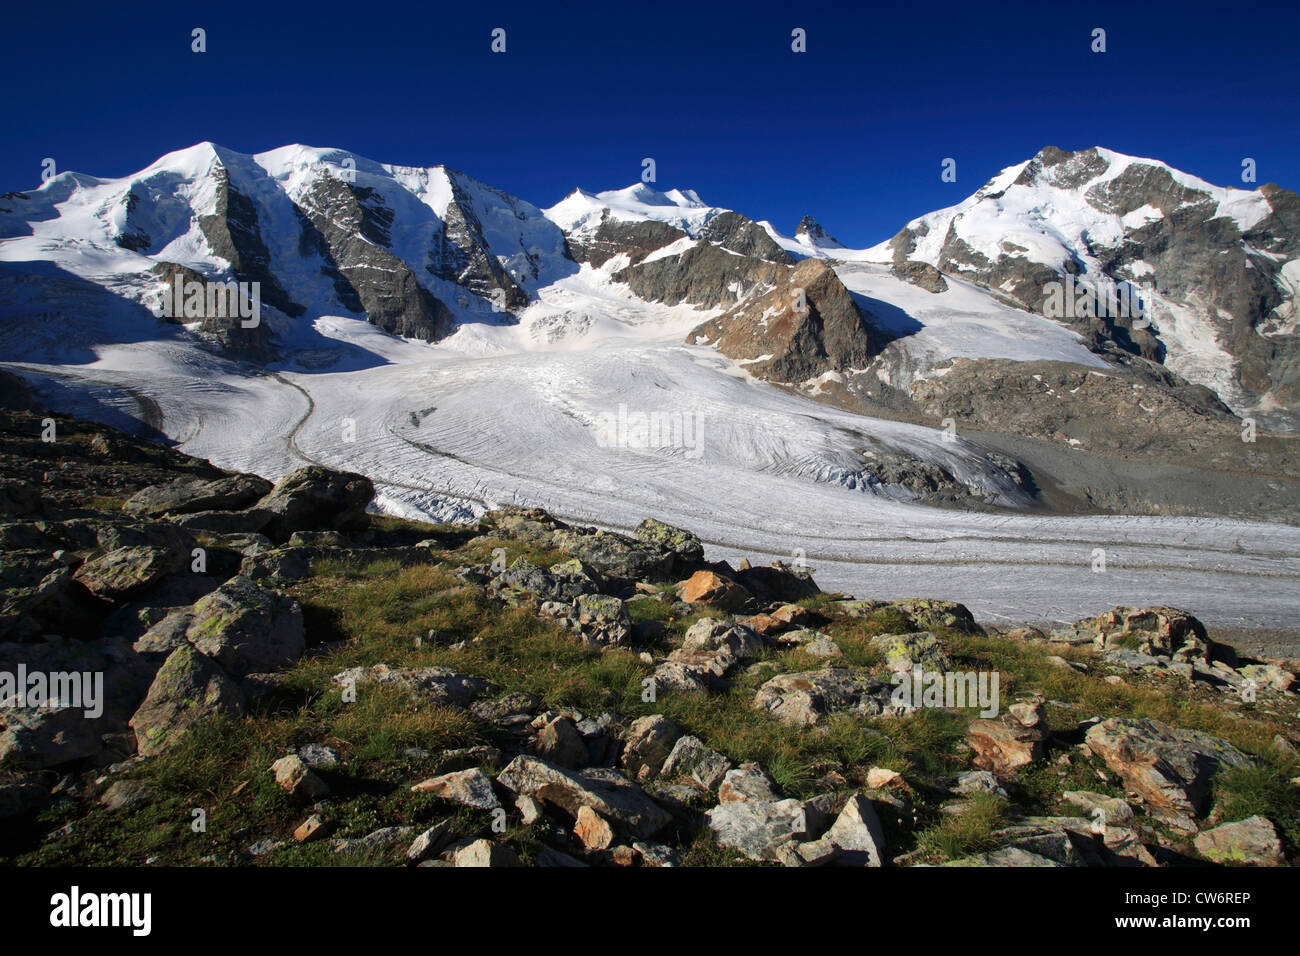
left=914, top=792, right=1007, bottom=862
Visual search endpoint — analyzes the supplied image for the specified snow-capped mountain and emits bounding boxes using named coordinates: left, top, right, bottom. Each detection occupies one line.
left=0, top=143, right=575, bottom=358
left=2, top=141, right=1298, bottom=624
left=4, top=141, right=1294, bottom=429
left=859, top=146, right=1300, bottom=427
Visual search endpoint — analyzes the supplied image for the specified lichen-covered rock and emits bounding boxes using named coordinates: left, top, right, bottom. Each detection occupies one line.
left=551, top=527, right=673, bottom=585
left=1075, top=606, right=1222, bottom=664
left=129, top=645, right=245, bottom=756
left=753, top=668, right=894, bottom=727
left=572, top=593, right=633, bottom=646
left=633, top=518, right=704, bottom=565
left=1193, top=815, right=1285, bottom=866
left=73, top=545, right=185, bottom=600
left=494, top=556, right=602, bottom=604
left=185, top=575, right=305, bottom=678
left=123, top=474, right=271, bottom=517
left=871, top=631, right=951, bottom=674
left=254, top=466, right=374, bottom=542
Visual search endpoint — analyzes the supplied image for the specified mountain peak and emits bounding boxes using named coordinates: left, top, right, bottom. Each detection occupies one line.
left=796, top=215, right=841, bottom=247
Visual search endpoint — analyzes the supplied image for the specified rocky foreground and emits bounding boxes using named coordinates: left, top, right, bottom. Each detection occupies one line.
left=1, top=403, right=1297, bottom=867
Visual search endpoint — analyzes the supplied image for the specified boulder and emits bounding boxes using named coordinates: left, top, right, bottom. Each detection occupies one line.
left=1085, top=717, right=1252, bottom=817
left=185, top=575, right=305, bottom=678
left=129, top=645, right=245, bottom=756
left=621, top=714, right=680, bottom=781
left=534, top=716, right=590, bottom=769
left=0, top=706, right=105, bottom=770
left=652, top=659, right=716, bottom=693
left=825, top=793, right=888, bottom=866
left=706, top=796, right=822, bottom=862
left=255, top=466, right=374, bottom=542
left=753, top=668, right=894, bottom=727
left=659, top=735, right=732, bottom=790
left=124, top=474, right=272, bottom=517
left=453, top=838, right=520, bottom=867
left=73, top=545, right=185, bottom=600
left=497, top=755, right=672, bottom=838
left=572, top=593, right=633, bottom=646
left=682, top=618, right=763, bottom=657
left=410, top=767, right=502, bottom=811
left=967, top=707, right=1048, bottom=776
left=494, top=557, right=602, bottom=604
left=632, top=518, right=704, bottom=565
left=718, top=763, right=781, bottom=803
left=733, top=562, right=820, bottom=604
left=680, top=570, right=750, bottom=610
left=1075, top=606, right=1223, bottom=664
left=805, top=636, right=843, bottom=658
left=1193, top=815, right=1285, bottom=866
left=871, top=631, right=951, bottom=674
left=551, top=527, right=673, bottom=585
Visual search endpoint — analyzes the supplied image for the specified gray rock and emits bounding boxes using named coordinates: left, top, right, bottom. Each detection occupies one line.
left=185, top=575, right=305, bottom=678
left=129, top=645, right=245, bottom=756
left=496, top=755, right=671, bottom=838
left=124, top=474, right=272, bottom=517
left=825, top=793, right=888, bottom=866
left=73, top=545, right=186, bottom=600
left=1193, top=815, right=1285, bottom=866
left=718, top=763, right=781, bottom=804
left=254, top=466, right=374, bottom=542
left=660, top=735, right=732, bottom=791
left=98, top=780, right=154, bottom=812
left=621, top=714, right=680, bottom=782
left=331, top=825, right=414, bottom=857
left=753, top=668, right=894, bottom=727
left=410, top=767, right=501, bottom=811
left=705, top=796, right=812, bottom=862
left=453, top=838, right=520, bottom=867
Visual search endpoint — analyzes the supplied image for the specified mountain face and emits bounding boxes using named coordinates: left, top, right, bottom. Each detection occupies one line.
left=874, top=146, right=1300, bottom=428
left=0, top=144, right=576, bottom=357
left=688, top=258, right=886, bottom=382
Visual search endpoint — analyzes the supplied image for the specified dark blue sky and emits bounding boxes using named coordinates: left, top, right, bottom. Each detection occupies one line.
left=5, top=0, right=1298, bottom=247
